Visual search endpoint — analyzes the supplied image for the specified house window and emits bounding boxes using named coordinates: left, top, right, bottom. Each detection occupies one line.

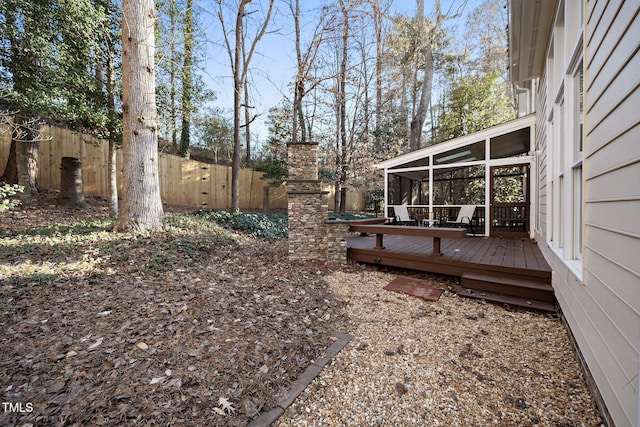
left=571, top=63, right=584, bottom=261
left=558, top=174, right=564, bottom=250
left=555, top=100, right=565, bottom=251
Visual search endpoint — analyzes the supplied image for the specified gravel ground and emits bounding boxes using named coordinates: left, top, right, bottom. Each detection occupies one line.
left=277, top=269, right=604, bottom=427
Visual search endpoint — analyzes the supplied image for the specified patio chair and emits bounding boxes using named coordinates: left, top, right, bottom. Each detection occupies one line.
left=391, top=205, right=418, bottom=226
left=446, top=205, right=477, bottom=235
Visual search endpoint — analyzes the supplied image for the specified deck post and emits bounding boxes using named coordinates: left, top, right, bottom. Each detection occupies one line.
left=375, top=233, right=384, bottom=249
left=432, top=236, right=442, bottom=256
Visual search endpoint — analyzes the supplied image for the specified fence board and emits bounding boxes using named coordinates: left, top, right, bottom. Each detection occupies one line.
left=0, top=122, right=368, bottom=211
left=0, top=120, right=10, bottom=166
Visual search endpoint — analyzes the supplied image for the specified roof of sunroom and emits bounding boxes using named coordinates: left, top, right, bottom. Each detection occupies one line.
left=376, top=114, right=535, bottom=171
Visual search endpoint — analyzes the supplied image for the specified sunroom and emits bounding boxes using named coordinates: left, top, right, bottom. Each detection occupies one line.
left=377, top=114, right=536, bottom=238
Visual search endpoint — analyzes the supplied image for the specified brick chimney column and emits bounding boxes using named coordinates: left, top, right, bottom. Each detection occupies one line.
left=287, top=142, right=329, bottom=261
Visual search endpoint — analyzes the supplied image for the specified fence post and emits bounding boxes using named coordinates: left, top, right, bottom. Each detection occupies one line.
left=263, top=186, right=270, bottom=213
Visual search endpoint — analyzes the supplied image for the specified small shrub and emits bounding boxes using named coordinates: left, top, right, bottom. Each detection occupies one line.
left=195, top=210, right=288, bottom=239
left=333, top=212, right=375, bottom=221
left=0, top=184, right=23, bottom=213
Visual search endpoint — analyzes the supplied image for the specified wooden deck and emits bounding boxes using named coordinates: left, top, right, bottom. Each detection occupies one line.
left=347, top=234, right=552, bottom=283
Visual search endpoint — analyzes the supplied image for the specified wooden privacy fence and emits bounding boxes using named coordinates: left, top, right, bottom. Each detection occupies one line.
left=0, top=123, right=365, bottom=211
left=0, top=124, right=286, bottom=210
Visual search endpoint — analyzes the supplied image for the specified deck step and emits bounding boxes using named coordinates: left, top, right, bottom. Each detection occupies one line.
left=457, top=288, right=556, bottom=313
left=461, top=273, right=554, bottom=302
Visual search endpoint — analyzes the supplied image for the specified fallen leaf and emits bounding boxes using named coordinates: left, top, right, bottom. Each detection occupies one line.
left=88, top=338, right=103, bottom=350
left=166, top=378, right=182, bottom=388
left=136, top=342, right=149, bottom=351
left=395, top=382, right=408, bottom=396
left=150, top=376, right=166, bottom=385
left=218, top=397, right=236, bottom=415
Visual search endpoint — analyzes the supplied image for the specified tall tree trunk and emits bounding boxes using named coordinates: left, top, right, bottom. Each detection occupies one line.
left=2, top=139, right=17, bottom=184
left=105, top=0, right=118, bottom=218
left=244, top=81, right=251, bottom=163
left=16, top=139, right=32, bottom=206
left=372, top=0, right=383, bottom=150
left=116, top=0, right=164, bottom=232
left=13, top=116, right=39, bottom=206
left=337, top=0, right=349, bottom=213
left=230, top=1, right=247, bottom=211
left=409, top=0, right=453, bottom=151
left=219, top=0, right=274, bottom=210
left=179, top=0, right=193, bottom=158
left=108, top=138, right=118, bottom=217
left=292, top=0, right=302, bottom=144
left=409, top=43, right=434, bottom=150
left=169, top=0, right=178, bottom=151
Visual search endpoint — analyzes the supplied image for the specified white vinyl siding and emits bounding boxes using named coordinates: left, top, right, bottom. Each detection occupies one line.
left=513, top=0, right=639, bottom=424
left=528, top=1, right=640, bottom=426
left=535, top=72, right=548, bottom=236
left=582, top=1, right=640, bottom=426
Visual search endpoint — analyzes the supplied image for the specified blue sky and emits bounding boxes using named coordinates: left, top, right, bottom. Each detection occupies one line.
left=198, top=0, right=481, bottom=142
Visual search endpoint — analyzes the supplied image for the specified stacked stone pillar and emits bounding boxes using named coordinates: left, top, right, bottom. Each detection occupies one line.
left=287, top=142, right=330, bottom=261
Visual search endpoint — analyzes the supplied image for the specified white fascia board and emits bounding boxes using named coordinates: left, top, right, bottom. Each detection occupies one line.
left=376, top=115, right=536, bottom=170
left=388, top=160, right=486, bottom=174
left=387, top=165, right=431, bottom=174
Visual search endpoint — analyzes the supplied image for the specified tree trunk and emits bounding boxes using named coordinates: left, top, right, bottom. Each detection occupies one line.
left=409, top=0, right=448, bottom=151
left=373, top=0, right=383, bottom=150
left=105, top=0, right=118, bottom=219
left=16, top=138, right=32, bottom=206
left=337, top=0, right=349, bottom=213
left=58, top=157, right=86, bottom=208
left=219, top=0, right=274, bottom=210
left=179, top=0, right=193, bottom=159
left=108, top=138, right=118, bottom=217
left=2, top=139, right=17, bottom=184
left=169, top=0, right=178, bottom=152
left=292, top=0, right=302, bottom=144
left=13, top=116, right=40, bottom=206
left=115, top=0, right=164, bottom=232
left=263, top=185, right=269, bottom=213
left=409, top=42, right=434, bottom=150
left=230, top=1, right=247, bottom=211
left=340, top=188, right=347, bottom=213
left=244, top=83, right=251, bottom=164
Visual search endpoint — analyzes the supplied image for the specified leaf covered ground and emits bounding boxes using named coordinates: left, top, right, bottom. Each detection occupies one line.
left=0, top=193, right=350, bottom=426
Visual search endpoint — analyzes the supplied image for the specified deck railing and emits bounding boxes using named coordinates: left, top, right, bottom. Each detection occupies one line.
left=387, top=205, right=486, bottom=234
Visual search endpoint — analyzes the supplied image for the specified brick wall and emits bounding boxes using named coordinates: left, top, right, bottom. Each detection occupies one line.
left=326, top=221, right=349, bottom=264
left=287, top=143, right=319, bottom=181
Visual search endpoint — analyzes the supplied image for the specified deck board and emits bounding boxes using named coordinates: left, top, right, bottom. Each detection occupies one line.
left=347, top=235, right=551, bottom=283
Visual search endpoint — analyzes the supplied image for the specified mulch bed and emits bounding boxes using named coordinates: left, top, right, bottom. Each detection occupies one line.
left=0, top=192, right=350, bottom=426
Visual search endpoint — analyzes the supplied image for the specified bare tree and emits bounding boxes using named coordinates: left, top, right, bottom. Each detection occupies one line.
left=367, top=0, right=389, bottom=150
left=336, top=0, right=349, bottom=212
left=408, top=0, right=466, bottom=150
left=115, top=0, right=164, bottom=232
left=289, top=1, right=337, bottom=143
left=218, top=0, right=274, bottom=210
left=242, top=43, right=258, bottom=164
